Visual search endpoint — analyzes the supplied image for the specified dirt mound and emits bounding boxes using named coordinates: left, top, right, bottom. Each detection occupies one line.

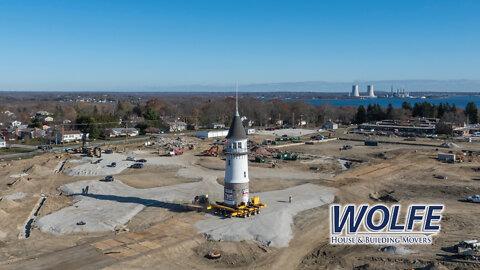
left=0, top=197, right=19, bottom=209
left=418, top=262, right=449, bottom=270
left=0, top=208, right=10, bottom=218
left=369, top=190, right=398, bottom=202
left=250, top=146, right=274, bottom=157
left=440, top=142, right=460, bottom=148
left=25, top=164, right=51, bottom=176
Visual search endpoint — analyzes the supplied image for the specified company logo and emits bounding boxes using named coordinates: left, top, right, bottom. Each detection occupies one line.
left=330, top=204, right=443, bottom=245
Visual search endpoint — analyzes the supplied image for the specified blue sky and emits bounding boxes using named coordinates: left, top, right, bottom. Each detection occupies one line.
left=0, top=0, right=479, bottom=91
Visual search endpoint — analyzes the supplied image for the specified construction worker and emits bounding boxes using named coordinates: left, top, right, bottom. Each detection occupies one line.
left=289, top=195, right=292, bottom=203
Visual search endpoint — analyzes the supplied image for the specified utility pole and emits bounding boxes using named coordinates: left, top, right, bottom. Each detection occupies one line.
left=62, top=125, right=64, bottom=145
left=125, top=122, right=128, bottom=151
left=292, top=112, right=295, bottom=128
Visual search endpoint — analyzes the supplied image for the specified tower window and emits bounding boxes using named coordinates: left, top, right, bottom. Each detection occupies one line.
left=244, top=171, right=246, bottom=178
left=228, top=160, right=231, bottom=166
left=238, top=142, right=242, bottom=149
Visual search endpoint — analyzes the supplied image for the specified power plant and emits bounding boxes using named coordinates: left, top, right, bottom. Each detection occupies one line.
left=351, top=84, right=360, bottom=97
left=367, top=84, right=375, bottom=97
left=350, top=84, right=375, bottom=98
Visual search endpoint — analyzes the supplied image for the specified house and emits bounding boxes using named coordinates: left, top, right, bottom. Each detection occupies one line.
left=35, top=111, right=50, bottom=116
left=322, top=121, right=338, bottom=130
left=275, top=120, right=283, bottom=126
left=297, top=120, right=307, bottom=127
left=243, top=119, right=254, bottom=127
left=104, top=128, right=139, bottom=137
left=9, top=120, right=22, bottom=127
left=63, top=119, right=72, bottom=124
left=0, top=138, right=5, bottom=148
left=245, top=128, right=255, bottom=135
left=210, top=122, right=225, bottom=129
left=40, top=116, right=54, bottom=122
left=56, top=130, right=88, bottom=143
left=165, top=121, right=187, bottom=132
left=19, top=128, right=46, bottom=140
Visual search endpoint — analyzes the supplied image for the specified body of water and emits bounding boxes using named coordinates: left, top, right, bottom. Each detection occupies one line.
left=280, top=97, right=480, bottom=108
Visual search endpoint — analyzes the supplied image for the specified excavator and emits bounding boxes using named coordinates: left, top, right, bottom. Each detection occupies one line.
left=202, top=145, right=220, bottom=157
left=77, top=146, right=101, bottom=158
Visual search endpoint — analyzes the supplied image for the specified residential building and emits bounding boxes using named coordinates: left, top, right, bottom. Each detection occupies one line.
left=322, top=121, right=338, bottom=130
left=35, top=111, right=50, bottom=116
left=210, top=122, right=225, bottom=129
left=9, top=120, right=22, bottom=127
left=0, top=138, right=5, bottom=148
left=56, top=130, right=88, bottom=143
left=164, top=121, right=187, bottom=132
left=104, top=128, right=139, bottom=137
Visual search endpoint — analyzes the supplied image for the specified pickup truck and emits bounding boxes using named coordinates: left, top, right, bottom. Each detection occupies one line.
left=467, top=195, right=480, bottom=203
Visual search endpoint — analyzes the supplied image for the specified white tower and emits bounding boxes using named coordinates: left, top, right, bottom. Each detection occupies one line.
left=352, top=85, right=359, bottom=97
left=367, top=85, right=375, bottom=97
left=224, top=86, right=249, bottom=207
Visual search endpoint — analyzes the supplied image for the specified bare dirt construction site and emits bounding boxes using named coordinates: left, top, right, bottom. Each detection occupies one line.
left=1, top=129, right=480, bottom=269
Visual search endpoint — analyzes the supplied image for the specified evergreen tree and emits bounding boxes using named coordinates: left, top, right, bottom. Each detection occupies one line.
left=354, top=105, right=367, bottom=124
left=465, top=102, right=478, bottom=124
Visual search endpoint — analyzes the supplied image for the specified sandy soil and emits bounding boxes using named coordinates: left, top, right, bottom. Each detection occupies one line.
left=2, top=131, right=480, bottom=269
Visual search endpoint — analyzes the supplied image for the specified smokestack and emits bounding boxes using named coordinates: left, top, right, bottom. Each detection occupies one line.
left=351, top=85, right=359, bottom=97
left=367, top=85, right=375, bottom=97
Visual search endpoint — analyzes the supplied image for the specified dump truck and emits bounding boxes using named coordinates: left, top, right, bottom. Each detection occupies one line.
left=168, top=149, right=184, bottom=156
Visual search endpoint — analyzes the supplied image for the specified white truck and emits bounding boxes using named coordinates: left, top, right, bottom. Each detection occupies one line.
left=467, top=195, right=480, bottom=203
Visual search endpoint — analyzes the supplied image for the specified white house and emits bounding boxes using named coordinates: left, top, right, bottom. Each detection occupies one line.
left=322, top=121, right=338, bottom=130
left=56, top=130, right=88, bottom=143
left=35, top=111, right=50, bottom=116
left=245, top=128, right=255, bottom=135
left=41, top=116, right=54, bottom=122
left=165, top=121, right=187, bottom=132
left=105, top=128, right=139, bottom=137
left=210, top=122, right=225, bottom=129
left=0, top=138, right=6, bottom=148
left=9, top=120, right=22, bottom=127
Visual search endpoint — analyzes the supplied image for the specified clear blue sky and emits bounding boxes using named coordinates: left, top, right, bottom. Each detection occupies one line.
left=0, top=0, right=478, bottom=91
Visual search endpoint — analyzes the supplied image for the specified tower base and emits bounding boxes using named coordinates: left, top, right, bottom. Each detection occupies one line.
left=224, top=182, right=249, bottom=207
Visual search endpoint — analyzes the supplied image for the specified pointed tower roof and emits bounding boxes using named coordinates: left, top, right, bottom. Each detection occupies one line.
left=226, top=81, right=247, bottom=140
left=226, top=114, right=247, bottom=140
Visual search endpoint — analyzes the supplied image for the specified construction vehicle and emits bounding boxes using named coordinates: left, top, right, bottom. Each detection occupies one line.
left=190, top=195, right=266, bottom=218
left=456, top=240, right=480, bottom=259
left=207, top=196, right=267, bottom=218
left=285, top=154, right=299, bottom=161
left=94, top=147, right=101, bottom=158
left=202, top=145, right=220, bottom=157
left=168, top=149, right=184, bottom=156
left=254, top=157, right=266, bottom=163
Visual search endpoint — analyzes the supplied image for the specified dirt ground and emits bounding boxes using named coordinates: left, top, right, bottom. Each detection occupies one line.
left=1, top=130, right=480, bottom=269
